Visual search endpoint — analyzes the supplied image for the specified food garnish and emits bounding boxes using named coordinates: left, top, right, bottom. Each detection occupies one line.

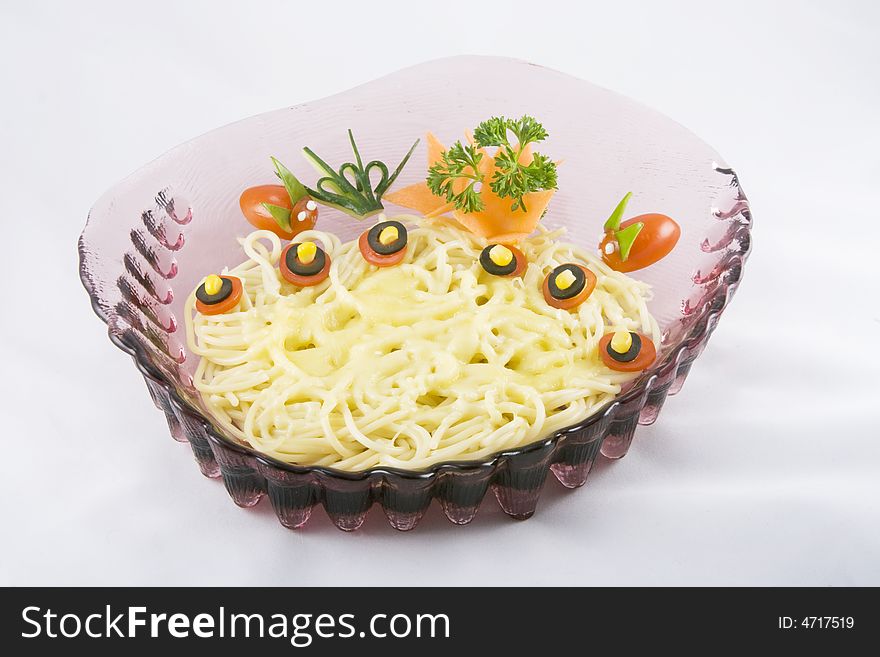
left=300, top=131, right=419, bottom=219
left=598, top=331, right=656, bottom=372
left=599, top=192, right=680, bottom=272
left=469, top=116, right=558, bottom=213
left=479, top=243, right=527, bottom=277
left=292, top=198, right=319, bottom=226
left=426, top=141, right=485, bottom=213
left=359, top=219, right=408, bottom=267
left=542, top=264, right=597, bottom=310
left=280, top=241, right=331, bottom=286
left=244, top=132, right=419, bottom=230
left=426, top=116, right=557, bottom=214
left=203, top=274, right=223, bottom=296
left=261, top=157, right=312, bottom=230
left=384, top=117, right=558, bottom=242
left=295, top=241, right=318, bottom=265
left=239, top=183, right=316, bottom=240
left=195, top=274, right=243, bottom=315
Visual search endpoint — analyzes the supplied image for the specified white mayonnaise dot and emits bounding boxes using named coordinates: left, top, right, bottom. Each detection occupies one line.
left=604, top=242, right=616, bottom=255
left=297, top=211, right=307, bottom=221
left=306, top=200, right=317, bottom=211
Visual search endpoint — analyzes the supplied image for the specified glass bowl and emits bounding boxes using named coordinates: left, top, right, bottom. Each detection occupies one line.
left=78, top=56, right=751, bottom=531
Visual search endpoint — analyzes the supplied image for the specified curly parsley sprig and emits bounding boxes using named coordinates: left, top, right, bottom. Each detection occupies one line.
left=427, top=115, right=557, bottom=214
left=477, top=115, right=557, bottom=212
left=427, top=141, right=485, bottom=213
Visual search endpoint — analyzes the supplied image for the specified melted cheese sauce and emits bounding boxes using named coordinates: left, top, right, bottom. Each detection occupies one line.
left=185, top=215, right=658, bottom=471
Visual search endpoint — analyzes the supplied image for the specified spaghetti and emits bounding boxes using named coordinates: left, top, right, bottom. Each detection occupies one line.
left=185, top=215, right=659, bottom=471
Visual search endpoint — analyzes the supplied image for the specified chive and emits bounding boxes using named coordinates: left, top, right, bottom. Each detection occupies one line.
left=294, top=133, right=420, bottom=219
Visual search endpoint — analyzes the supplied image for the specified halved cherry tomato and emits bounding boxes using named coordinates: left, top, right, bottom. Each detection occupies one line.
left=279, top=243, right=331, bottom=287
left=542, top=265, right=597, bottom=310
left=195, top=276, right=243, bottom=315
left=358, top=230, right=407, bottom=267
left=600, top=213, right=680, bottom=273
left=598, top=332, right=657, bottom=372
left=239, top=185, right=316, bottom=240
left=291, top=197, right=319, bottom=230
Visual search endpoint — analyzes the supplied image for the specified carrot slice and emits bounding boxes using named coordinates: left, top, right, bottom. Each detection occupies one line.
left=452, top=188, right=554, bottom=242
left=384, top=132, right=450, bottom=216
left=384, top=181, right=447, bottom=216
left=454, top=141, right=553, bottom=240
left=426, top=131, right=445, bottom=167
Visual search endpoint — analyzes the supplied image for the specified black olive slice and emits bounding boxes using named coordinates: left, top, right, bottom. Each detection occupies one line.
left=285, top=243, right=326, bottom=277
left=606, top=332, right=642, bottom=363
left=479, top=245, right=518, bottom=276
left=196, top=276, right=233, bottom=305
left=547, top=264, right=587, bottom=300
left=366, top=220, right=408, bottom=255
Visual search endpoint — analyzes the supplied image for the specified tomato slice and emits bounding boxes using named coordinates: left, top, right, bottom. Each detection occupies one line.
left=279, top=243, right=331, bottom=286
left=600, top=213, right=680, bottom=272
left=598, top=332, right=657, bottom=372
left=358, top=230, right=407, bottom=267
left=195, top=276, right=243, bottom=315
left=239, top=185, right=317, bottom=239
left=480, top=245, right=527, bottom=277
left=507, top=246, right=528, bottom=277
left=542, top=265, right=597, bottom=310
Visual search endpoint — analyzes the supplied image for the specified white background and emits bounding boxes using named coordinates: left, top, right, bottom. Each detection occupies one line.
left=1, top=0, right=878, bottom=586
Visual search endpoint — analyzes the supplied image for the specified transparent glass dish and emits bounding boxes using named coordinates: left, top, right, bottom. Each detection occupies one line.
left=78, top=56, right=751, bottom=531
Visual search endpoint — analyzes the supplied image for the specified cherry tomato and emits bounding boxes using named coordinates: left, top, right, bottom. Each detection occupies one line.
left=291, top=197, right=319, bottom=230
left=239, top=185, right=317, bottom=239
left=600, top=213, right=680, bottom=273
left=195, top=276, right=243, bottom=315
